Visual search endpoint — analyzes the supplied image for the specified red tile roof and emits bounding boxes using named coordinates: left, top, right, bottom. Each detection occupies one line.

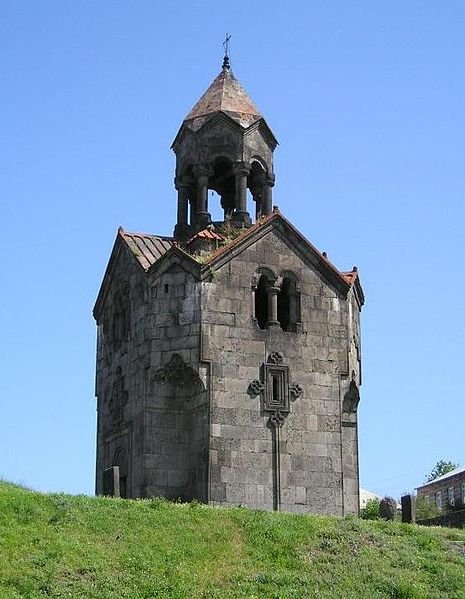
left=119, top=228, right=172, bottom=271
left=117, top=217, right=363, bottom=306
left=341, top=269, right=359, bottom=285
left=188, top=228, right=225, bottom=242
left=184, top=67, right=262, bottom=130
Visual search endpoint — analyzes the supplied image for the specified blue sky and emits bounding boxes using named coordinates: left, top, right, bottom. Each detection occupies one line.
left=1, top=1, right=464, bottom=499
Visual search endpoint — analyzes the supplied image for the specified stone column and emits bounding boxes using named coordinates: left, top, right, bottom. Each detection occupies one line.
left=194, top=166, right=211, bottom=228
left=232, top=163, right=251, bottom=225
left=253, top=171, right=266, bottom=220
left=263, top=175, right=275, bottom=216
left=176, top=182, right=189, bottom=226
left=267, top=286, right=280, bottom=328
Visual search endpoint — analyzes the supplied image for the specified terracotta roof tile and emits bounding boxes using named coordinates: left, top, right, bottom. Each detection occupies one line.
left=341, top=270, right=359, bottom=285
left=120, top=229, right=172, bottom=271
left=184, top=67, right=261, bottom=129
left=188, top=228, right=225, bottom=242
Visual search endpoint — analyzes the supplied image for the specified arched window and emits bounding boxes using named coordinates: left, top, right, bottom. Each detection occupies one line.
left=277, top=273, right=300, bottom=332
left=210, top=157, right=235, bottom=220
left=255, top=275, right=270, bottom=329
left=248, top=161, right=266, bottom=220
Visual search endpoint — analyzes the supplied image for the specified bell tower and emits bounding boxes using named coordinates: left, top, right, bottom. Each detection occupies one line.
left=171, top=54, right=278, bottom=239
left=94, top=50, right=364, bottom=516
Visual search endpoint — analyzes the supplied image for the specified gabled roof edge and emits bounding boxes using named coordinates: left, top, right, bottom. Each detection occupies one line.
left=146, top=243, right=202, bottom=280
left=93, top=228, right=142, bottom=321
left=203, top=211, right=354, bottom=297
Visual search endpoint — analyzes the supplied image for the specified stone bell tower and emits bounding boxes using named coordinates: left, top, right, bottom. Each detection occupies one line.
left=171, top=54, right=277, bottom=238
left=94, top=52, right=364, bottom=515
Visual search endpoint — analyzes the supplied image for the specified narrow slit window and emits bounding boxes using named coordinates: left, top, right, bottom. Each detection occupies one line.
left=272, top=375, right=280, bottom=403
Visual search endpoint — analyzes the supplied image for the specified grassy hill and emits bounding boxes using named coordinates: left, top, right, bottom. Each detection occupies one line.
left=0, top=482, right=464, bottom=598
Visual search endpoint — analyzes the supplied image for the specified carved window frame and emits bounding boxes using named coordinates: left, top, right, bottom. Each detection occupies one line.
left=263, top=362, right=290, bottom=414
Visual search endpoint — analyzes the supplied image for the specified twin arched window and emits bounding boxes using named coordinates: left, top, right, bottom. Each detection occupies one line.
left=253, top=270, right=300, bottom=332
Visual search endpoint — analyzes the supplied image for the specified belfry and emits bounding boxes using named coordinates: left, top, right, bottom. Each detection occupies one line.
left=172, top=53, right=276, bottom=237
left=93, top=52, right=364, bottom=515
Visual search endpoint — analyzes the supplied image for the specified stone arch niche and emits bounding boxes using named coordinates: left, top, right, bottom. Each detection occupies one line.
left=210, top=156, right=236, bottom=220
left=148, top=354, right=208, bottom=501
left=249, top=159, right=272, bottom=220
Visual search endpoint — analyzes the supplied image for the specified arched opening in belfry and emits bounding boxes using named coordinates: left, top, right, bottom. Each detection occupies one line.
left=183, top=165, right=196, bottom=226
left=210, top=157, right=235, bottom=221
left=248, top=160, right=267, bottom=220
left=277, top=274, right=300, bottom=332
left=255, top=275, right=269, bottom=329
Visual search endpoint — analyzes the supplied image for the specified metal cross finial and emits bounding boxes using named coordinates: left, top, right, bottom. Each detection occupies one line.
left=222, top=33, right=231, bottom=69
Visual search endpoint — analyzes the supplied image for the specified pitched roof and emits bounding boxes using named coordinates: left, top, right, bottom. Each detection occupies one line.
left=202, top=210, right=363, bottom=302
left=416, top=465, right=465, bottom=490
left=119, top=228, right=172, bottom=271
left=120, top=217, right=362, bottom=300
left=95, top=214, right=364, bottom=320
left=184, top=66, right=262, bottom=130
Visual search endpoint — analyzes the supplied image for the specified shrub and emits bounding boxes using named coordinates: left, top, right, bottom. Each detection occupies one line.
left=360, top=497, right=380, bottom=520
left=416, top=497, right=440, bottom=520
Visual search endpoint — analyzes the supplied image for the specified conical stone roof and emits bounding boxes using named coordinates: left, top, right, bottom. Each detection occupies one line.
left=184, top=65, right=262, bottom=130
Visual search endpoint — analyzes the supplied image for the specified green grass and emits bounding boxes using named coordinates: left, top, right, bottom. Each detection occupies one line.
left=0, top=482, right=464, bottom=598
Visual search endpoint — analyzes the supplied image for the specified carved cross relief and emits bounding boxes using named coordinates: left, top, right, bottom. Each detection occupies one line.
left=248, top=352, right=303, bottom=428
left=247, top=352, right=303, bottom=510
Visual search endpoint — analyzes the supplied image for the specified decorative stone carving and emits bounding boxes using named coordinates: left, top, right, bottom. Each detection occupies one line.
left=268, top=410, right=286, bottom=428
left=263, top=362, right=289, bottom=415
left=247, top=379, right=265, bottom=398
left=289, top=383, right=303, bottom=400
left=267, top=351, right=284, bottom=365
left=248, top=352, right=303, bottom=427
left=151, top=353, right=205, bottom=394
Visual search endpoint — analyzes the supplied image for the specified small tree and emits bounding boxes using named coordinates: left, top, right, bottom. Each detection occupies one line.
left=416, top=497, right=440, bottom=520
left=425, top=460, right=458, bottom=483
left=360, top=497, right=380, bottom=520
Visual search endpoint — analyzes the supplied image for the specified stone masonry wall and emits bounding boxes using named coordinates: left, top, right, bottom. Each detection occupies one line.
left=201, top=228, right=360, bottom=515
left=95, top=243, right=149, bottom=497
left=143, top=263, right=208, bottom=501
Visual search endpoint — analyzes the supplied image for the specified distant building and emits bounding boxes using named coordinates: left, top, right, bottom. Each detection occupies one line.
left=93, top=54, right=365, bottom=515
left=416, top=465, right=465, bottom=511
left=359, top=488, right=381, bottom=509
